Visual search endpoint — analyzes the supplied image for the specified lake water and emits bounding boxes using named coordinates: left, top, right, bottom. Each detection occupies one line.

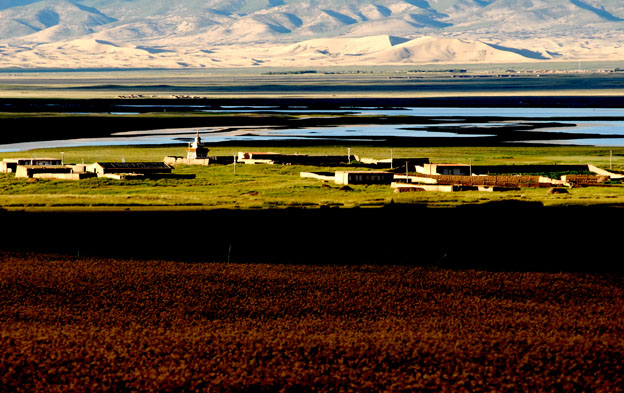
left=1, top=107, right=624, bottom=152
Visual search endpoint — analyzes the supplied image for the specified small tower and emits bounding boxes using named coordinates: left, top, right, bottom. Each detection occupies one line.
left=186, top=130, right=209, bottom=159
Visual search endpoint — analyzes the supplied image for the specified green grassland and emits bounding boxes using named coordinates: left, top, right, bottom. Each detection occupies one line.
left=2, top=145, right=624, bottom=210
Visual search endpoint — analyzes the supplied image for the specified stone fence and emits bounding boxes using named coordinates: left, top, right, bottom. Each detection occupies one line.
left=404, top=173, right=558, bottom=188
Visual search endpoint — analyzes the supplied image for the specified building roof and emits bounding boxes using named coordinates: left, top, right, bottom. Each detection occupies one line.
left=2, top=157, right=61, bottom=162
left=336, top=171, right=393, bottom=174
left=18, top=165, right=68, bottom=168
left=95, top=162, right=171, bottom=169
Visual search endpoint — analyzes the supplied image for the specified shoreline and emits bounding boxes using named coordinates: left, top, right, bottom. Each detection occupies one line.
left=3, top=95, right=624, bottom=109
left=2, top=97, right=624, bottom=148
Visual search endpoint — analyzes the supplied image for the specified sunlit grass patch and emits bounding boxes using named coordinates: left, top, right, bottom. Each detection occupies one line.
left=1, top=145, right=624, bottom=210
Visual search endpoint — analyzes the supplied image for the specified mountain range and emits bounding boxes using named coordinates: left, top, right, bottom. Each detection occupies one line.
left=0, top=0, right=622, bottom=68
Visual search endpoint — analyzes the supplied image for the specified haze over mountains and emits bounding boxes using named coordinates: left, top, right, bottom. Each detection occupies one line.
left=0, top=0, right=622, bottom=68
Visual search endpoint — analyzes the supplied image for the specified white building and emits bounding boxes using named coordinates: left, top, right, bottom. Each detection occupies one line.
left=418, top=163, right=471, bottom=176
left=1, top=158, right=62, bottom=173
left=334, top=171, right=394, bottom=185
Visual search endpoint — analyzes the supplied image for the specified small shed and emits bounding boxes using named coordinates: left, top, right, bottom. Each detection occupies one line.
left=334, top=171, right=394, bottom=185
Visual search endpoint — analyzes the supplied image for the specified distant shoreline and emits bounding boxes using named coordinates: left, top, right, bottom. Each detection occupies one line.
left=0, top=71, right=623, bottom=99
left=3, top=95, right=624, bottom=109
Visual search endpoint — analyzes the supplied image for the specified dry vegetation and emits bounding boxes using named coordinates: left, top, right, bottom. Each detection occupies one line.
left=1, top=252, right=623, bottom=392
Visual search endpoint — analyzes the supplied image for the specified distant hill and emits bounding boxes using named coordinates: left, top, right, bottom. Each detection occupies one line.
left=0, top=0, right=622, bottom=68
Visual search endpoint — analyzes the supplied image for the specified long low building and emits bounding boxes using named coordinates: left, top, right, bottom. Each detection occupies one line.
left=10, top=161, right=189, bottom=180
left=356, top=156, right=429, bottom=168
left=300, top=171, right=395, bottom=185
left=1, top=158, right=62, bottom=173
left=87, top=162, right=173, bottom=175
left=238, top=152, right=351, bottom=166
left=392, top=182, right=520, bottom=193
left=419, top=163, right=471, bottom=176
left=334, top=171, right=394, bottom=185
left=164, top=156, right=210, bottom=166
left=15, top=165, right=73, bottom=179
left=399, top=173, right=561, bottom=188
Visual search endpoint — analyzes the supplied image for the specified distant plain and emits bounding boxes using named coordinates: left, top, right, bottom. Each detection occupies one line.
left=1, top=65, right=624, bottom=98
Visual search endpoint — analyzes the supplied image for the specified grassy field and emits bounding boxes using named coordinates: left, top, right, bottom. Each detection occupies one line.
left=1, top=252, right=622, bottom=392
left=1, top=145, right=624, bottom=210
left=5, top=144, right=623, bottom=165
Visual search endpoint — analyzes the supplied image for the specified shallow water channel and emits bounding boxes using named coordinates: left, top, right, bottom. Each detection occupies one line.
left=2, top=107, right=624, bottom=152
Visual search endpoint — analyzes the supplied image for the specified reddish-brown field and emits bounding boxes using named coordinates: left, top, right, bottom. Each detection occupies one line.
left=1, top=252, right=622, bottom=392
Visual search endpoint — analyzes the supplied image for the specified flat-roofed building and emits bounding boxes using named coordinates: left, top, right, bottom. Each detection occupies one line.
left=237, top=152, right=283, bottom=164
left=419, top=163, right=471, bottom=176
left=87, top=162, right=173, bottom=176
left=15, top=165, right=73, bottom=179
left=334, top=171, right=394, bottom=185
left=1, top=158, right=62, bottom=173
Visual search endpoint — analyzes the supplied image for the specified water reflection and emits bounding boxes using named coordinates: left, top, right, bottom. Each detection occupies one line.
left=1, top=107, right=624, bottom=152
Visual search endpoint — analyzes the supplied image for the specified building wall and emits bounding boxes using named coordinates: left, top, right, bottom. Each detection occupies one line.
left=562, top=175, right=609, bottom=186
left=33, top=173, right=95, bottom=180
left=15, top=166, right=73, bottom=178
left=1, top=159, right=62, bottom=173
left=335, top=171, right=393, bottom=185
left=407, top=173, right=557, bottom=188
left=300, top=172, right=335, bottom=182
left=439, top=167, right=470, bottom=176
left=164, top=157, right=210, bottom=166
left=31, top=159, right=62, bottom=166
left=87, top=163, right=172, bottom=175
left=86, top=164, right=102, bottom=175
